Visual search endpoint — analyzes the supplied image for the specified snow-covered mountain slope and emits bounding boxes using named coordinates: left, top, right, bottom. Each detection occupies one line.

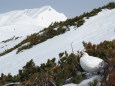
left=0, top=36, right=25, bottom=53
left=0, top=9, right=115, bottom=75
left=0, top=6, right=67, bottom=42
left=0, top=6, right=66, bottom=27
left=0, top=25, right=43, bottom=42
left=0, top=6, right=67, bottom=52
left=0, top=25, right=43, bottom=53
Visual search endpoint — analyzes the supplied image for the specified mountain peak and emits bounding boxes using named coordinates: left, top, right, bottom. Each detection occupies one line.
left=23, top=5, right=53, bottom=13
left=0, top=6, right=67, bottom=41
left=41, top=5, right=52, bottom=10
left=0, top=6, right=67, bottom=27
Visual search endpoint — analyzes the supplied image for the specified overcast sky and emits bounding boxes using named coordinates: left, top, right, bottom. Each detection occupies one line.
left=0, top=0, right=115, bottom=18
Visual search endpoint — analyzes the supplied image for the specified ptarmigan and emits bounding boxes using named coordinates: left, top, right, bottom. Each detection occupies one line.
left=80, top=52, right=104, bottom=72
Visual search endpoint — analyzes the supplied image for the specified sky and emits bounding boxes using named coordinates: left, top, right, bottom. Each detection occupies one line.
left=0, top=0, right=115, bottom=18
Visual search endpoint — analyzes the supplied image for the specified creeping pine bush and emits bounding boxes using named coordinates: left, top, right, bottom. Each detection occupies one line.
left=83, top=39, right=115, bottom=59
left=0, top=52, right=84, bottom=86
left=88, top=79, right=99, bottom=86
left=0, top=39, right=114, bottom=85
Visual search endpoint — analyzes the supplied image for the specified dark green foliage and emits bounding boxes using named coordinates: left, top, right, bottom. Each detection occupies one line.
left=88, top=79, right=99, bottom=86
left=77, top=19, right=85, bottom=27
left=102, top=2, right=115, bottom=9
left=83, top=40, right=115, bottom=59
left=19, top=52, right=83, bottom=86
left=5, top=73, right=13, bottom=82
left=2, top=36, right=16, bottom=43
left=0, top=38, right=28, bottom=56
left=0, top=52, right=83, bottom=86
left=19, top=59, right=38, bottom=81
left=59, top=52, right=64, bottom=58
left=72, top=75, right=84, bottom=84
left=0, top=73, right=20, bottom=86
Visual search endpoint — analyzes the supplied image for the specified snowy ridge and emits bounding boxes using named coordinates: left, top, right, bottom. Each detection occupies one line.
left=0, top=8, right=115, bottom=75
left=0, top=6, right=66, bottom=27
left=0, top=6, right=66, bottom=42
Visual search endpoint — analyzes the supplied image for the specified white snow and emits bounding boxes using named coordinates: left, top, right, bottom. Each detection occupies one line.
left=0, top=6, right=66, bottom=27
left=0, top=36, right=25, bottom=53
left=80, top=52, right=103, bottom=72
left=0, top=6, right=67, bottom=42
left=0, top=9, right=115, bottom=75
left=0, top=25, right=44, bottom=42
left=0, top=6, right=67, bottom=53
left=63, top=75, right=101, bottom=86
left=0, top=25, right=43, bottom=53
left=63, top=83, right=77, bottom=86
left=3, top=82, right=20, bottom=86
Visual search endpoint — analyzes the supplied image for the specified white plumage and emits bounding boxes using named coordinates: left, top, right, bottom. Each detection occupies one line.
left=80, top=52, right=104, bottom=72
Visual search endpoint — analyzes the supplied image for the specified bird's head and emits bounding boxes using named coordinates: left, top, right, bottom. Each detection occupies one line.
left=81, top=49, right=89, bottom=57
